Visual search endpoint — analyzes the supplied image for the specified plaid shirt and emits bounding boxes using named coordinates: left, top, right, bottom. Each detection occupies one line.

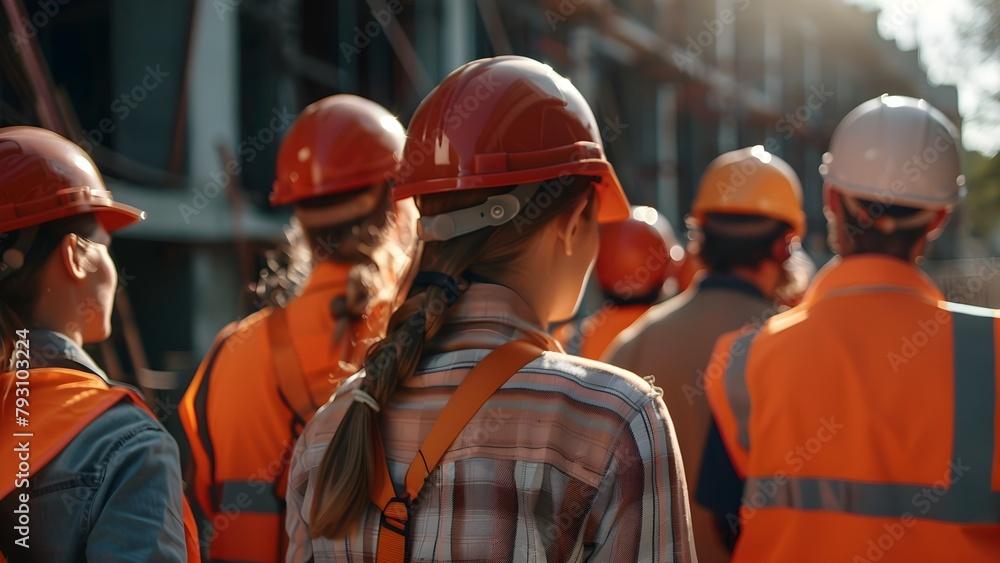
left=286, top=283, right=696, bottom=562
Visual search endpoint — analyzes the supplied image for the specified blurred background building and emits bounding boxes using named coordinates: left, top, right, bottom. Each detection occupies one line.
left=0, top=0, right=996, bottom=406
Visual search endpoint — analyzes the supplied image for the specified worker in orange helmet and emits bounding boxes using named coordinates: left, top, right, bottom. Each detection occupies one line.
left=604, top=145, right=806, bottom=563
left=179, top=95, right=414, bottom=563
left=704, top=95, right=1000, bottom=562
left=570, top=206, right=684, bottom=360
left=0, top=127, right=200, bottom=562
left=285, top=55, right=695, bottom=563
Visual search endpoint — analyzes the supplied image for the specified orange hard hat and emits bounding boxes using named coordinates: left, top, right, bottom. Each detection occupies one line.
left=271, top=95, right=406, bottom=206
left=393, top=56, right=630, bottom=223
left=596, top=206, right=684, bottom=299
left=691, top=145, right=805, bottom=237
left=0, top=126, right=144, bottom=234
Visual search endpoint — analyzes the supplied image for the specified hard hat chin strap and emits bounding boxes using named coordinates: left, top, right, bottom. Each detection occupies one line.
left=0, top=226, right=38, bottom=282
left=840, top=193, right=937, bottom=234
left=417, top=183, right=539, bottom=242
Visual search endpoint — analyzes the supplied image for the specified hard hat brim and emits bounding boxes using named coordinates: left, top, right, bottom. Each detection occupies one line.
left=270, top=168, right=391, bottom=206
left=820, top=170, right=963, bottom=211
left=691, top=206, right=805, bottom=238
left=394, top=159, right=630, bottom=224
left=0, top=191, right=145, bottom=234
left=95, top=201, right=146, bottom=232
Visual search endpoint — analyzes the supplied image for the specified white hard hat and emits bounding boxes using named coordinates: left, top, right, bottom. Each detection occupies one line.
left=819, top=95, right=965, bottom=210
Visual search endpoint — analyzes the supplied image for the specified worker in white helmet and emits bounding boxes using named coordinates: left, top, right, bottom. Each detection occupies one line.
left=701, top=95, right=1000, bottom=561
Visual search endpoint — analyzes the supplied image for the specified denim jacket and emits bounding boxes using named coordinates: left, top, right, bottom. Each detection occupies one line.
left=0, top=331, right=189, bottom=562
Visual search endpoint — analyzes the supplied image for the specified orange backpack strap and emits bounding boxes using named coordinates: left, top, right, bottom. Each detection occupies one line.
left=268, top=306, right=320, bottom=424
left=371, top=339, right=545, bottom=563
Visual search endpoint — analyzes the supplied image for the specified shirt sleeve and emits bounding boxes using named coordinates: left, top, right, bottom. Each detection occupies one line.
left=585, top=397, right=696, bottom=562
left=86, top=405, right=189, bottom=562
left=284, top=432, right=314, bottom=563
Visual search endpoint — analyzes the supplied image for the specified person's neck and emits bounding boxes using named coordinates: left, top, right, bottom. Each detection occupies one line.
left=477, top=268, right=553, bottom=328
left=728, top=264, right=777, bottom=299
left=29, top=308, right=84, bottom=347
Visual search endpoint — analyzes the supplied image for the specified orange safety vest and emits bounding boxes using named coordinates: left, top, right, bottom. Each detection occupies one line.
left=180, top=263, right=392, bottom=562
left=0, top=368, right=201, bottom=562
left=705, top=256, right=1000, bottom=561
left=369, top=339, right=545, bottom=562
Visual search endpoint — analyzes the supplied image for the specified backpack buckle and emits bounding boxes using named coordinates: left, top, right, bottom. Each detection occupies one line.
left=381, top=496, right=411, bottom=534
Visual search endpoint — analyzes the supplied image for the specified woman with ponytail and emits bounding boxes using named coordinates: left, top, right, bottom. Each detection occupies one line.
left=286, top=57, right=695, bottom=562
left=0, top=127, right=200, bottom=561
left=179, top=95, right=414, bottom=562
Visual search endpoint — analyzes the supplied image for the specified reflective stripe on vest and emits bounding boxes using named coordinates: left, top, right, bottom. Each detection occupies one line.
left=742, top=305, right=1000, bottom=523
left=723, top=329, right=759, bottom=452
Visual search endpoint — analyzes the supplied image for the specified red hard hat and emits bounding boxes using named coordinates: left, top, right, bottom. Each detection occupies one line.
left=271, top=95, right=406, bottom=206
left=596, top=206, right=683, bottom=298
left=393, top=56, right=630, bottom=223
left=0, top=126, right=144, bottom=234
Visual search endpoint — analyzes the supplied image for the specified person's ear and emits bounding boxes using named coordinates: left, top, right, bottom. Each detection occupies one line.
left=924, top=209, right=950, bottom=241
left=59, top=234, right=90, bottom=281
left=557, top=197, right=591, bottom=257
